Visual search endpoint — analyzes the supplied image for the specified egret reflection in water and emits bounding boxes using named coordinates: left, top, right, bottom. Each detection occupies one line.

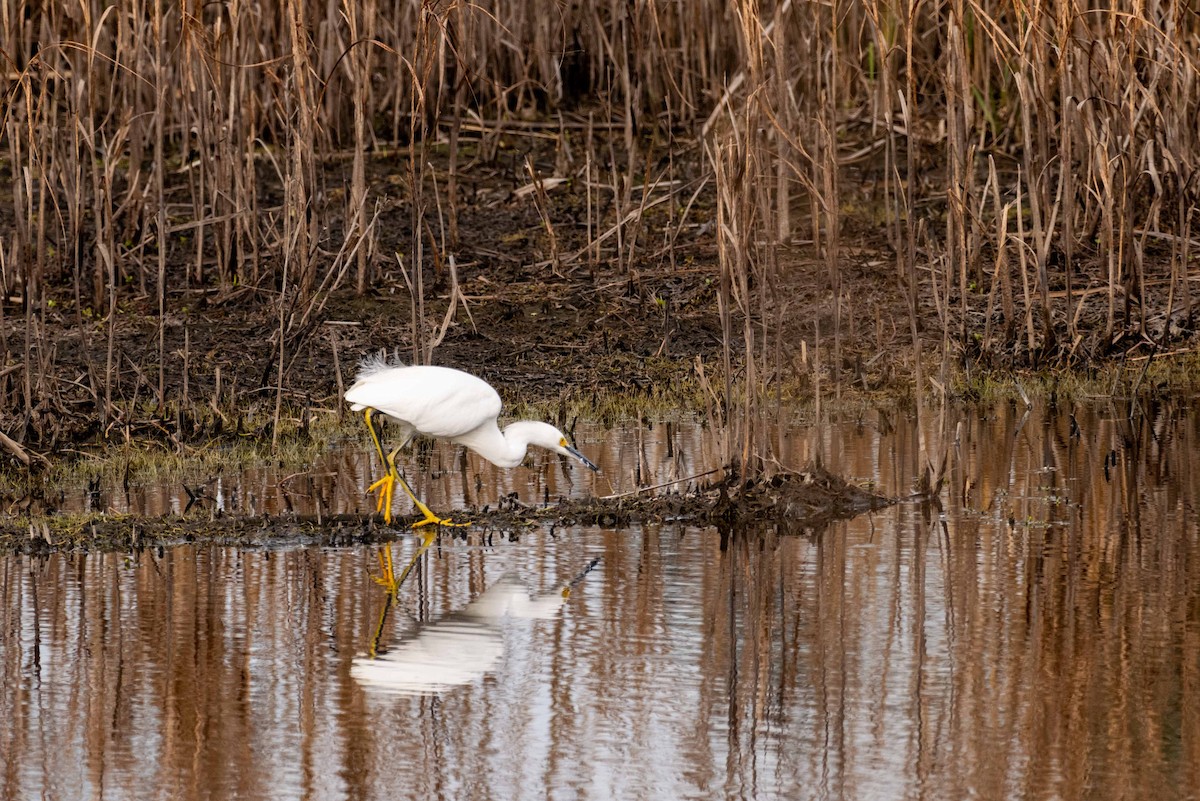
left=354, top=547, right=601, bottom=696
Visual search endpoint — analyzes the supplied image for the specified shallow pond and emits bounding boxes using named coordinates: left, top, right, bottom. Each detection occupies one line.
left=3, top=400, right=1199, bottom=800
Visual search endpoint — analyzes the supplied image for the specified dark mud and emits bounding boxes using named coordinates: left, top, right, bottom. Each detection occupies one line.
left=6, top=128, right=1198, bottom=457
left=2, top=464, right=895, bottom=554
left=4, top=122, right=1196, bottom=550
left=2, top=145, right=735, bottom=453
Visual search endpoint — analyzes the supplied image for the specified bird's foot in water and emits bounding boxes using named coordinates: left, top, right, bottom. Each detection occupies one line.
left=411, top=505, right=470, bottom=528
left=367, top=473, right=470, bottom=528
left=367, top=473, right=397, bottom=524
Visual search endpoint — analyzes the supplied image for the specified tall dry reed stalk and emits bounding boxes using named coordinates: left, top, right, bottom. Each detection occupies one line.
left=701, top=0, right=1198, bottom=473
left=0, top=1, right=1196, bottom=462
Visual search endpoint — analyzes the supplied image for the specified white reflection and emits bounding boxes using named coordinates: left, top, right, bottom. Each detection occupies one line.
left=351, top=575, right=567, bottom=696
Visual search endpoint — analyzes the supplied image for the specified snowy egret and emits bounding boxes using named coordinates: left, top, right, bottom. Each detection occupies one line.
left=345, top=356, right=599, bottom=527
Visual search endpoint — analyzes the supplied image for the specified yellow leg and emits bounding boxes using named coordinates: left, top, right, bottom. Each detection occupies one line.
left=363, top=409, right=398, bottom=523
left=362, top=407, right=469, bottom=527
left=383, top=444, right=469, bottom=528
left=364, top=408, right=390, bottom=467
left=367, top=590, right=393, bottom=658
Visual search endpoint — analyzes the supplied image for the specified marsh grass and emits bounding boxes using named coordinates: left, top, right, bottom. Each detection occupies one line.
left=0, top=0, right=1197, bottom=477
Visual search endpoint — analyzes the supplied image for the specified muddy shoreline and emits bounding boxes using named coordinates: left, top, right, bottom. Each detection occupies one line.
left=3, top=464, right=896, bottom=554
left=5, top=138, right=1199, bottom=462
left=4, top=135, right=1198, bottom=550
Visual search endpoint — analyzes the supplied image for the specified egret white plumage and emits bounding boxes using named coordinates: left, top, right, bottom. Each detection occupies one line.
left=345, top=356, right=599, bottom=527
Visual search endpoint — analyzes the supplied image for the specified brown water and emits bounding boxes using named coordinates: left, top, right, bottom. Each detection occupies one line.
left=3, top=401, right=1200, bottom=800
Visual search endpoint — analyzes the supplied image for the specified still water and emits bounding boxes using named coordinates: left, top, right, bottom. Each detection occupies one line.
left=2, top=401, right=1199, bottom=800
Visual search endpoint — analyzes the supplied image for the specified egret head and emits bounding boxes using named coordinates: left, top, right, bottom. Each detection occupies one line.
left=507, top=421, right=600, bottom=471
left=555, top=431, right=600, bottom=472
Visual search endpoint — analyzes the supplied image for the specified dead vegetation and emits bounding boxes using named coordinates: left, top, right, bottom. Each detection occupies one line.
left=1, top=461, right=893, bottom=553
left=0, top=0, right=1198, bottom=479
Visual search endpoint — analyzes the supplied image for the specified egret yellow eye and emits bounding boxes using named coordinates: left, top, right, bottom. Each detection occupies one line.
left=559, top=438, right=568, bottom=448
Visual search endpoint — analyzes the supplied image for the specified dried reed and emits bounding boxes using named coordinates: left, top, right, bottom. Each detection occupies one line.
left=0, top=0, right=1195, bottom=469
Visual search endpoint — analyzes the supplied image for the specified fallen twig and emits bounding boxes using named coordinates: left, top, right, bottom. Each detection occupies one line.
left=599, top=468, right=722, bottom=500
left=0, top=428, right=40, bottom=466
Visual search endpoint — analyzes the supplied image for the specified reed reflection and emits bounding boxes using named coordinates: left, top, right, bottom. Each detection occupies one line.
left=4, top=404, right=1200, bottom=801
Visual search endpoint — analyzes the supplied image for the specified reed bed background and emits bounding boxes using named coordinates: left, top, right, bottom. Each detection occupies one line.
left=1, top=0, right=1198, bottom=470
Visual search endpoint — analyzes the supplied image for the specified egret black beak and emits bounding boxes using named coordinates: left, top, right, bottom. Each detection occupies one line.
left=566, top=445, right=600, bottom=472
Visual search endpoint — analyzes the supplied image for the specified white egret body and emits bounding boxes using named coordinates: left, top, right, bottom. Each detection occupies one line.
left=346, top=358, right=598, bottom=526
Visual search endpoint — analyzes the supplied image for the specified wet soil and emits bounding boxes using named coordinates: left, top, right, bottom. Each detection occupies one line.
left=5, top=130, right=1196, bottom=455
left=2, top=464, right=896, bottom=554
left=3, top=124, right=1196, bottom=547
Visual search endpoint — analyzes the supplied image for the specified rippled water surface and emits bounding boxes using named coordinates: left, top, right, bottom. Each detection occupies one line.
left=3, top=401, right=1200, bottom=800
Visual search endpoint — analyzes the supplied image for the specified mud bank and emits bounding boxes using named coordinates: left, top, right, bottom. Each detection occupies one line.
left=2, top=464, right=894, bottom=554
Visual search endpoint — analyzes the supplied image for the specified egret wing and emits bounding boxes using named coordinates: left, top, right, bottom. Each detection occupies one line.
left=345, top=366, right=503, bottom=439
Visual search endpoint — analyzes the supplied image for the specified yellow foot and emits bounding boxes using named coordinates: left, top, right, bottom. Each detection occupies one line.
left=410, top=498, right=470, bottom=528
left=367, top=473, right=397, bottom=524
left=412, top=512, right=470, bottom=528
left=366, top=472, right=469, bottom=528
